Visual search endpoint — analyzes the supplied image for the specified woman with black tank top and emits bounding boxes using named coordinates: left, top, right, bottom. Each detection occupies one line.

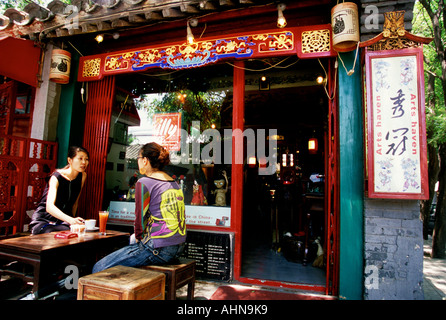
left=30, top=146, right=89, bottom=235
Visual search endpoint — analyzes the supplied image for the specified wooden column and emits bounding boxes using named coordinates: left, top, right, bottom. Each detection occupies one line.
left=232, top=61, right=244, bottom=280
left=78, top=76, right=116, bottom=219
left=338, top=51, right=364, bottom=300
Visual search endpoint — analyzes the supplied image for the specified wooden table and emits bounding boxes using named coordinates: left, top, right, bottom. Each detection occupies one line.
left=0, top=230, right=129, bottom=293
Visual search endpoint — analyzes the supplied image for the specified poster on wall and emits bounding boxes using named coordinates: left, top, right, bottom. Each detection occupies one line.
left=153, top=113, right=182, bottom=151
left=185, top=205, right=231, bottom=228
left=108, top=201, right=135, bottom=226
left=365, top=47, right=428, bottom=199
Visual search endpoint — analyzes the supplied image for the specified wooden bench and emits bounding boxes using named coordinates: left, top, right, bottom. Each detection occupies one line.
left=140, top=258, right=196, bottom=300
left=77, top=265, right=165, bottom=300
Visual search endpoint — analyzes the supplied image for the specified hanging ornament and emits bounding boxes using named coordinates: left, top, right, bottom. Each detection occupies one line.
left=331, top=1, right=360, bottom=52
left=49, top=49, right=71, bottom=84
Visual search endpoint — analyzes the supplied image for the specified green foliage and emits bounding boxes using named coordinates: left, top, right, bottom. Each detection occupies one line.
left=412, top=1, right=446, bottom=146
left=136, top=91, right=227, bottom=131
left=0, top=0, right=70, bottom=11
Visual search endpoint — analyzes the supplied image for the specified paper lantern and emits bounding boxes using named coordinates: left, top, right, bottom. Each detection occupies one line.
left=49, top=49, right=71, bottom=84
left=308, top=138, right=318, bottom=154
left=331, top=2, right=360, bottom=52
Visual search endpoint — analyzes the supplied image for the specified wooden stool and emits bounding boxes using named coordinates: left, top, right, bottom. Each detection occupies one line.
left=140, top=258, right=195, bottom=300
left=77, top=265, right=165, bottom=300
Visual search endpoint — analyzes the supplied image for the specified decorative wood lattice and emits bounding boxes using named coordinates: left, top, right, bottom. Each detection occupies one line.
left=301, top=29, right=331, bottom=54
left=0, top=135, right=57, bottom=237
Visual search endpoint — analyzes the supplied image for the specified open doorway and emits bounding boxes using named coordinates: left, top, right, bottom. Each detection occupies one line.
left=241, top=58, right=328, bottom=286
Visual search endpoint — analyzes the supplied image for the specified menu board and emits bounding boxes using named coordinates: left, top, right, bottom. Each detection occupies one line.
left=181, top=231, right=233, bottom=281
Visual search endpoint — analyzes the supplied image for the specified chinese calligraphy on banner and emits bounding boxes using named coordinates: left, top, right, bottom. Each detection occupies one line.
left=366, top=48, right=428, bottom=199
left=153, top=113, right=182, bottom=151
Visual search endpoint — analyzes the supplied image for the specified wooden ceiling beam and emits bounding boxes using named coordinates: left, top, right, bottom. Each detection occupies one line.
left=161, top=7, right=186, bottom=18
left=111, top=18, right=131, bottom=28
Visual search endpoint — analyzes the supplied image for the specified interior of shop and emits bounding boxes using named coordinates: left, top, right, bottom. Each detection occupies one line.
left=107, top=57, right=329, bottom=285
left=240, top=58, right=328, bottom=285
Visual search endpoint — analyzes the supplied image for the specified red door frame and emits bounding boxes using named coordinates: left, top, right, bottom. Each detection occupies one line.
left=232, top=61, right=245, bottom=280
left=325, top=58, right=340, bottom=295
left=149, top=57, right=338, bottom=294
left=233, top=59, right=337, bottom=294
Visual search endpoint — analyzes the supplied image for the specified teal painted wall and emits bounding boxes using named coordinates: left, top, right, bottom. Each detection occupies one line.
left=338, top=51, right=364, bottom=300
left=56, top=51, right=84, bottom=168
left=56, top=77, right=74, bottom=168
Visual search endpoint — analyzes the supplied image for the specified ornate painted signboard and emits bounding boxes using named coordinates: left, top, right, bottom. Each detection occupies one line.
left=365, top=47, right=428, bottom=199
left=78, top=25, right=335, bottom=81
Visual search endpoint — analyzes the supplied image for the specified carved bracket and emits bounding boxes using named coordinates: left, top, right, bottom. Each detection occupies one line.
left=360, top=11, right=432, bottom=50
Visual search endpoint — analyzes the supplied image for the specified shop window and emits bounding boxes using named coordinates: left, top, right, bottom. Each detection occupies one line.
left=0, top=80, right=35, bottom=137
left=145, top=89, right=232, bottom=209
left=15, top=84, right=33, bottom=114
left=104, top=64, right=233, bottom=227
left=14, top=82, right=34, bottom=136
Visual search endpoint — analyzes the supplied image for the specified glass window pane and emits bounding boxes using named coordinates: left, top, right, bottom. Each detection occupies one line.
left=104, top=63, right=233, bottom=227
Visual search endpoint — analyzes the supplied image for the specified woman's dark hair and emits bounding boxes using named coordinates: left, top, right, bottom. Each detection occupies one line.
left=68, top=146, right=89, bottom=159
left=62, top=146, right=89, bottom=169
left=140, top=142, right=170, bottom=170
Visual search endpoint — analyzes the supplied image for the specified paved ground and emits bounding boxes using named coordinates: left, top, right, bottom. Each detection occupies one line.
left=2, top=236, right=445, bottom=300
left=423, top=236, right=446, bottom=300
left=180, top=236, right=446, bottom=301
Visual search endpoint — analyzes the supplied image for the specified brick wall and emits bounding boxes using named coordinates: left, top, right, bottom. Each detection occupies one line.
left=363, top=199, right=424, bottom=299
left=359, top=0, right=416, bottom=41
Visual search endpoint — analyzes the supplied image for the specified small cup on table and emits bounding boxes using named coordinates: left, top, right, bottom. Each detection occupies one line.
left=85, top=219, right=96, bottom=230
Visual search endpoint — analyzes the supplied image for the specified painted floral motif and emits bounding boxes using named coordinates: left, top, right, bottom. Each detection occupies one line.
left=104, top=31, right=293, bottom=72
left=401, top=158, right=420, bottom=192
left=400, top=58, right=415, bottom=88
left=376, top=158, right=393, bottom=191
left=373, top=60, right=391, bottom=91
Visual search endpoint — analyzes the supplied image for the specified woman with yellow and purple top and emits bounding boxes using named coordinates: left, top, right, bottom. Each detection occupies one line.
left=93, top=142, right=186, bottom=273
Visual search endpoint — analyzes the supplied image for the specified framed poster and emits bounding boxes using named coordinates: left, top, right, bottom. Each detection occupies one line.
left=365, top=47, right=428, bottom=199
left=152, top=112, right=182, bottom=151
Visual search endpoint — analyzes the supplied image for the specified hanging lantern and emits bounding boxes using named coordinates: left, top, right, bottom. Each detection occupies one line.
left=248, top=156, right=256, bottom=168
left=308, top=138, right=318, bottom=154
left=331, top=2, right=360, bottom=52
left=49, top=49, right=71, bottom=84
